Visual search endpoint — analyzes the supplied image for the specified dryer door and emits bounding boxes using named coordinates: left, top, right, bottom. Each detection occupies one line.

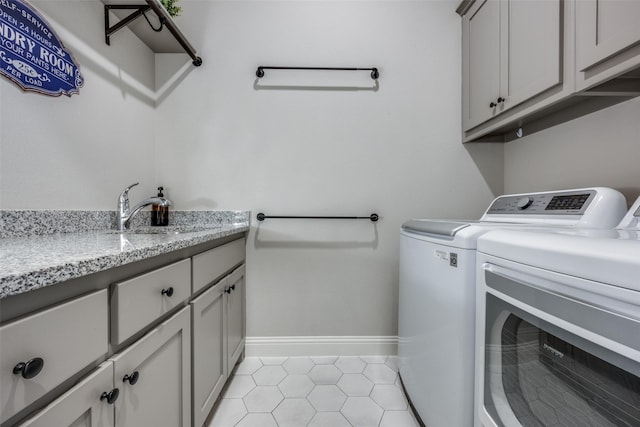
left=478, top=261, right=640, bottom=427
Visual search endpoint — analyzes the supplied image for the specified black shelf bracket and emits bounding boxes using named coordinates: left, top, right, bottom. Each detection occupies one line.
left=104, top=1, right=203, bottom=67
left=104, top=5, right=151, bottom=46
left=256, top=66, right=379, bottom=80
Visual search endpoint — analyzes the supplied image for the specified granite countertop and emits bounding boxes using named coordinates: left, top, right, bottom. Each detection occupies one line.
left=0, top=210, right=250, bottom=299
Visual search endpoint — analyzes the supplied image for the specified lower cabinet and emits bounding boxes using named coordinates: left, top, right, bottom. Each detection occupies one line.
left=17, top=306, right=191, bottom=427
left=191, top=279, right=227, bottom=427
left=112, top=306, right=191, bottom=427
left=191, top=264, right=246, bottom=427
left=6, top=236, right=245, bottom=427
left=0, top=290, right=109, bottom=425
left=18, top=362, right=115, bottom=427
left=226, top=265, right=246, bottom=371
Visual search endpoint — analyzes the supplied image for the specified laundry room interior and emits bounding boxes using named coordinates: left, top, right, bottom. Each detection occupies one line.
left=1, top=0, right=639, bottom=426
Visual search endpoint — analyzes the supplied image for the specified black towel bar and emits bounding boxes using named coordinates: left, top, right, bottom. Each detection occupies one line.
left=256, top=66, right=379, bottom=80
left=257, top=213, right=379, bottom=222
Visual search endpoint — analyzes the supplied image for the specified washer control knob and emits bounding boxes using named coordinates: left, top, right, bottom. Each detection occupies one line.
left=516, top=197, right=534, bottom=210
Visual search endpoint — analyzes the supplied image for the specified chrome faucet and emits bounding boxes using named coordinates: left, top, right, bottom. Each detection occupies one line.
left=116, top=183, right=172, bottom=230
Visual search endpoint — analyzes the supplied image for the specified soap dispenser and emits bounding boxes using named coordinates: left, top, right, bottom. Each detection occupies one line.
left=151, top=186, right=169, bottom=226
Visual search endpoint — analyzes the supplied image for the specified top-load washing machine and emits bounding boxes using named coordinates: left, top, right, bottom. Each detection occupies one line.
left=474, top=194, right=640, bottom=427
left=398, top=188, right=627, bottom=427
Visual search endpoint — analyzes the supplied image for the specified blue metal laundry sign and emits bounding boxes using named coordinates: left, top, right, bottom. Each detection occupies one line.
left=0, top=0, right=83, bottom=96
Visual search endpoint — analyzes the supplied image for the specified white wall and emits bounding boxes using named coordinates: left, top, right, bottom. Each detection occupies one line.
left=504, top=98, right=640, bottom=203
left=155, top=1, right=503, bottom=341
left=0, top=1, right=157, bottom=209
left=0, top=0, right=504, bottom=346
left=0, top=0, right=635, bottom=351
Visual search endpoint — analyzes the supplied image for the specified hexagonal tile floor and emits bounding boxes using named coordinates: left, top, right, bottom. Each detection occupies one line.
left=207, top=356, right=420, bottom=427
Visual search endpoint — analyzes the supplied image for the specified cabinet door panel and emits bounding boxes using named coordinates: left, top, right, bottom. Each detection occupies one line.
left=505, top=0, right=561, bottom=108
left=227, top=265, right=246, bottom=371
left=0, top=290, right=108, bottom=424
left=577, top=0, right=640, bottom=71
left=112, top=306, right=191, bottom=427
left=465, top=0, right=501, bottom=130
left=191, top=279, right=227, bottom=427
left=18, top=362, right=114, bottom=427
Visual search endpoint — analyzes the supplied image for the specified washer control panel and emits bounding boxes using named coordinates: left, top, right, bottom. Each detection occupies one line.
left=486, top=190, right=595, bottom=215
left=516, top=197, right=534, bottom=210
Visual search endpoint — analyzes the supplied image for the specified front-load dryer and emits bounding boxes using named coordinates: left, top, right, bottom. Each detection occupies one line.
left=473, top=193, right=640, bottom=427
left=398, top=188, right=627, bottom=427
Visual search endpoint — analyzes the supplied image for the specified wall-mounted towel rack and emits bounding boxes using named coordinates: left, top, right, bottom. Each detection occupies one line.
left=256, top=66, right=379, bottom=80
left=257, top=213, right=379, bottom=222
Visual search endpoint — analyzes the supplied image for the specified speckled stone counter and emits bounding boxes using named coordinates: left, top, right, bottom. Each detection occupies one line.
left=0, top=210, right=250, bottom=299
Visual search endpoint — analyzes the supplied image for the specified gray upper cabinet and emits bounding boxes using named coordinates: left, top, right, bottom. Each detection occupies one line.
left=504, top=0, right=561, bottom=109
left=463, top=0, right=562, bottom=131
left=459, top=0, right=640, bottom=142
left=464, top=0, right=501, bottom=129
left=575, top=0, right=640, bottom=91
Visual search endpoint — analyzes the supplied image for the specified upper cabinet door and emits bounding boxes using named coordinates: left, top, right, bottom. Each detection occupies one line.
left=462, top=0, right=563, bottom=132
left=464, top=0, right=502, bottom=130
left=576, top=0, right=640, bottom=72
left=503, top=0, right=562, bottom=110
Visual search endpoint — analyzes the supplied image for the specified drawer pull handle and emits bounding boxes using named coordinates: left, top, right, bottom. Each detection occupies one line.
left=497, top=97, right=505, bottom=103
left=230, top=284, right=236, bottom=291
left=224, top=287, right=231, bottom=294
left=123, top=371, right=140, bottom=385
left=161, top=287, right=174, bottom=297
left=100, top=388, right=120, bottom=404
left=13, top=357, right=44, bottom=379
left=489, top=101, right=496, bottom=108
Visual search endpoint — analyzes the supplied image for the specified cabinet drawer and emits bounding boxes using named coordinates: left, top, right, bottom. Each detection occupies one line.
left=112, top=259, right=190, bottom=345
left=0, top=290, right=108, bottom=424
left=192, top=238, right=245, bottom=294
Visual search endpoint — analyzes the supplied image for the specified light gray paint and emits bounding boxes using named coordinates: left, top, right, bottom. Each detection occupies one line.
left=154, top=1, right=503, bottom=337
left=0, top=1, right=157, bottom=209
left=504, top=97, right=640, bottom=202
left=1, top=0, right=506, bottom=340
left=0, top=0, right=635, bottom=345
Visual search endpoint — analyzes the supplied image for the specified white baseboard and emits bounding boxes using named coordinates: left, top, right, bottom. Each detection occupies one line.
left=245, top=336, right=398, bottom=357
